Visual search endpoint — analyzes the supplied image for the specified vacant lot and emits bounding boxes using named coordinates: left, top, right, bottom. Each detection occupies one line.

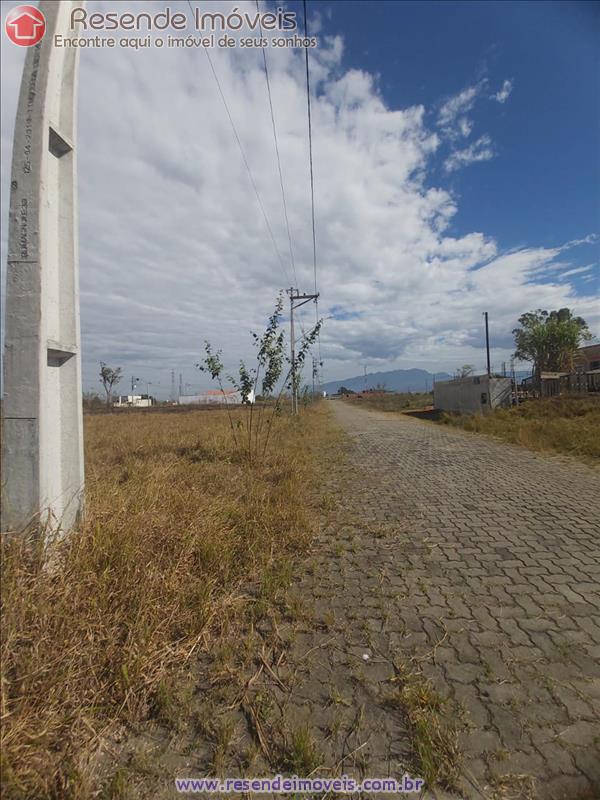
left=1, top=405, right=332, bottom=798
left=441, top=394, right=600, bottom=462
left=343, top=391, right=433, bottom=412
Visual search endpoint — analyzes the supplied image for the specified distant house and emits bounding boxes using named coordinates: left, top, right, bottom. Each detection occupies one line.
left=573, top=344, right=600, bottom=392
left=521, top=344, right=600, bottom=397
left=113, top=394, right=152, bottom=408
left=178, top=388, right=255, bottom=406
left=574, top=343, right=600, bottom=372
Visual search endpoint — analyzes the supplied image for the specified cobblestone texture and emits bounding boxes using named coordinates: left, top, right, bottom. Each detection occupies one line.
left=290, top=401, right=599, bottom=799
left=112, top=403, right=600, bottom=800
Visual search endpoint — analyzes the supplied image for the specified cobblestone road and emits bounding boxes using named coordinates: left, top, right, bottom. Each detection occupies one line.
left=115, top=403, right=599, bottom=800
left=294, top=401, right=599, bottom=799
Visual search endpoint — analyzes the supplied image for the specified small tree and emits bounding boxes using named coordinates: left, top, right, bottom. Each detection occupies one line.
left=457, top=364, right=474, bottom=378
left=197, top=294, right=321, bottom=461
left=513, top=308, right=591, bottom=380
left=99, top=362, right=122, bottom=408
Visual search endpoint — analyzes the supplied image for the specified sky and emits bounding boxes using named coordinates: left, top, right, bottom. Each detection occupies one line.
left=1, top=0, right=599, bottom=398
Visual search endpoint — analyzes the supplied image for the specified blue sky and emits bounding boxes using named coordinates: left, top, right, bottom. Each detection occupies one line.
left=1, top=0, right=599, bottom=395
left=318, top=0, right=600, bottom=293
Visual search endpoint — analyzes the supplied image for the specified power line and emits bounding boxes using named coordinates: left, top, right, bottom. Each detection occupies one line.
left=186, top=0, right=291, bottom=288
left=303, top=0, right=322, bottom=376
left=256, top=0, right=298, bottom=289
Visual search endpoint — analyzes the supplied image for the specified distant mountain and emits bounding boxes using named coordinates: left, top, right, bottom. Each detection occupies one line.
left=320, top=368, right=452, bottom=395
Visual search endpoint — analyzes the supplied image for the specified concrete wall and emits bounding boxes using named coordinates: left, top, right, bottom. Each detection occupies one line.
left=434, top=376, right=512, bottom=415
left=179, top=390, right=255, bottom=405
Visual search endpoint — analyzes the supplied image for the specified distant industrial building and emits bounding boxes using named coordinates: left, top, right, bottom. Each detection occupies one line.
left=178, top=388, right=255, bottom=406
left=434, top=375, right=512, bottom=415
left=114, top=395, right=152, bottom=408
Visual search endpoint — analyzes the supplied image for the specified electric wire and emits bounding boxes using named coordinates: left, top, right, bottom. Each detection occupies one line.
left=303, top=0, right=323, bottom=376
left=186, top=0, right=291, bottom=288
left=256, top=0, right=299, bottom=290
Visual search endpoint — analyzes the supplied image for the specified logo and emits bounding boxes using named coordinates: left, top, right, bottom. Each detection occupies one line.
left=5, top=5, right=46, bottom=46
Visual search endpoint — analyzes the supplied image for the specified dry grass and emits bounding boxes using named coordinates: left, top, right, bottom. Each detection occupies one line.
left=344, top=391, right=433, bottom=413
left=384, top=662, right=462, bottom=791
left=441, top=395, right=600, bottom=462
left=1, top=405, right=328, bottom=799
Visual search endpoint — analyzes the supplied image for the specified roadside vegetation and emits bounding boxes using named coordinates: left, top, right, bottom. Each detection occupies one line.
left=0, top=405, right=330, bottom=798
left=441, top=395, right=600, bottom=462
left=342, top=390, right=433, bottom=412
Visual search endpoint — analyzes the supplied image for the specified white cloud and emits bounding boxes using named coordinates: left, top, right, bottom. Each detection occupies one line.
left=0, top=3, right=597, bottom=393
left=443, top=134, right=494, bottom=172
left=437, top=83, right=481, bottom=134
left=492, top=79, right=513, bottom=104
left=558, top=265, right=594, bottom=279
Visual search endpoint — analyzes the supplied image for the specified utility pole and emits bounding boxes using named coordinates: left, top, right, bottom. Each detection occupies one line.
left=179, top=373, right=183, bottom=398
left=2, top=3, right=86, bottom=538
left=287, top=288, right=319, bottom=414
left=483, top=312, right=491, bottom=377
left=170, top=369, right=176, bottom=402
left=511, top=357, right=519, bottom=406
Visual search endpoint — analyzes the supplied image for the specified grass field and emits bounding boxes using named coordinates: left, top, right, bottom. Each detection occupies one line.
left=1, top=405, right=332, bottom=798
left=343, top=391, right=433, bottom=412
left=440, top=394, right=600, bottom=462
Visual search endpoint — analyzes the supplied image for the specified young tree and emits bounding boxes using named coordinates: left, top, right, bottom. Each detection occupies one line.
left=513, top=308, right=592, bottom=380
left=197, top=295, right=321, bottom=461
left=457, top=364, right=474, bottom=378
left=99, top=362, right=123, bottom=408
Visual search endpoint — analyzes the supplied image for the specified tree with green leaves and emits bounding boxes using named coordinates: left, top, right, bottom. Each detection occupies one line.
left=99, top=362, right=123, bottom=408
left=513, top=308, right=592, bottom=380
left=197, top=294, right=322, bottom=462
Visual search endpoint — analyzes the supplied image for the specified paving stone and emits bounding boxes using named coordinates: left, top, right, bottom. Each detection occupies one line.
left=245, top=402, right=600, bottom=800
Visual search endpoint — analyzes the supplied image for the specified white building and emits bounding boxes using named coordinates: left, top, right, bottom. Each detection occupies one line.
left=434, top=375, right=512, bottom=415
left=113, top=395, right=152, bottom=408
left=178, top=388, right=255, bottom=406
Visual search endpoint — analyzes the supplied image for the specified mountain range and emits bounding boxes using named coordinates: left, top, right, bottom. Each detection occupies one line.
left=320, top=368, right=451, bottom=395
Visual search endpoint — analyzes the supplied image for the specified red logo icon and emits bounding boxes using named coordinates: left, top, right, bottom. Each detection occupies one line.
left=5, top=5, right=46, bottom=46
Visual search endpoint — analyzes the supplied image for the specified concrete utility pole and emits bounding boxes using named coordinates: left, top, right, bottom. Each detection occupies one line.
left=287, top=288, right=319, bottom=414
left=2, top=3, right=85, bottom=537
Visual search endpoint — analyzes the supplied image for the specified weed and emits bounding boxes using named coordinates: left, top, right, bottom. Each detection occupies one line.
left=343, top=391, right=433, bottom=413
left=283, top=724, right=321, bottom=774
left=1, top=405, right=332, bottom=798
left=386, top=662, right=462, bottom=790
left=441, top=395, right=600, bottom=462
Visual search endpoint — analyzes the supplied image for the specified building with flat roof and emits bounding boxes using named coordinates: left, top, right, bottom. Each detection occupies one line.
left=434, top=375, right=512, bottom=415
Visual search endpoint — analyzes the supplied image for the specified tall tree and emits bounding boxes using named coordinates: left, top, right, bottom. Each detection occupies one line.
left=99, top=362, right=123, bottom=408
left=513, top=308, right=592, bottom=379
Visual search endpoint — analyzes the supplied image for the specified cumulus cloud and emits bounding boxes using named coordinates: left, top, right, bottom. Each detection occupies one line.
left=0, top=2, right=597, bottom=394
